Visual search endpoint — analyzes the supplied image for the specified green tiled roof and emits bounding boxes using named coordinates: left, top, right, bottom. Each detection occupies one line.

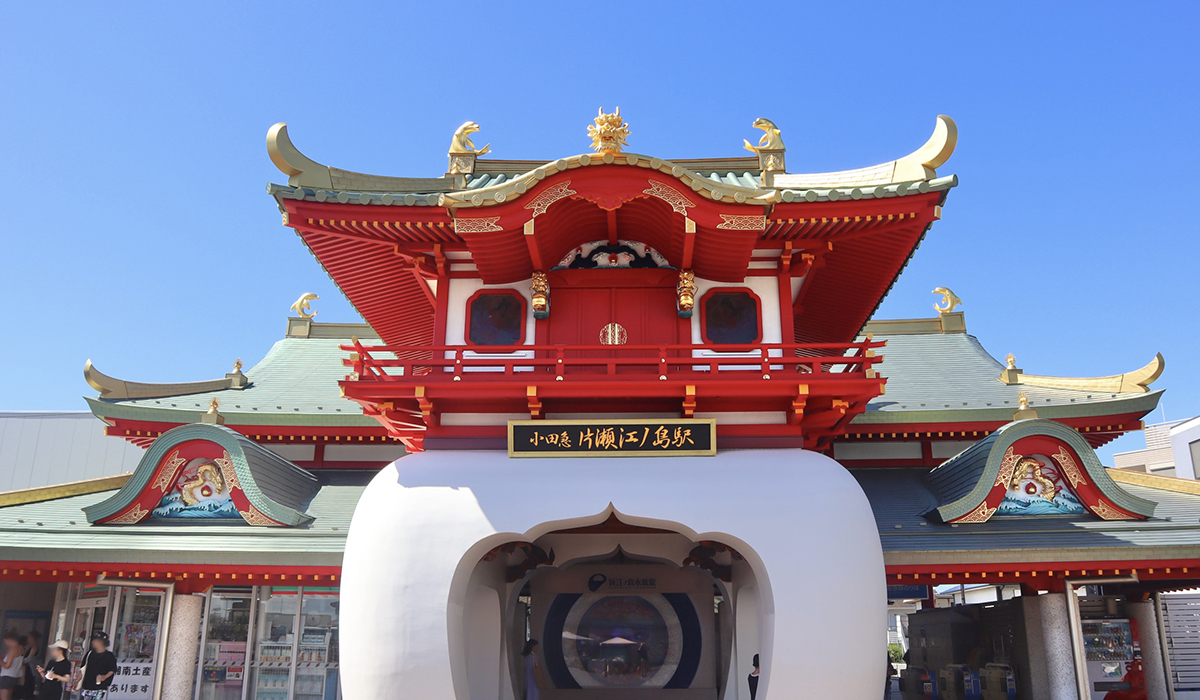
left=855, top=468, right=1200, bottom=565
left=87, top=333, right=379, bottom=428
left=0, top=474, right=367, bottom=566
left=854, top=331, right=1162, bottom=425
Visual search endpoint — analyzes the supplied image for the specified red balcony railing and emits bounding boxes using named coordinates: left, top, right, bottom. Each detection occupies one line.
left=341, top=340, right=885, bottom=383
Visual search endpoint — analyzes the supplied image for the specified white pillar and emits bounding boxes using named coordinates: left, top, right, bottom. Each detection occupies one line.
left=1127, top=600, right=1170, bottom=700
left=160, top=593, right=203, bottom=700
left=1036, top=593, right=1080, bottom=700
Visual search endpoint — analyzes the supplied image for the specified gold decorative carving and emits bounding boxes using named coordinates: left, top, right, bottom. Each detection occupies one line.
left=643, top=180, right=695, bottom=215
left=715, top=214, right=766, bottom=231
left=588, top=107, right=630, bottom=154
left=153, top=450, right=187, bottom=492
left=290, top=293, right=319, bottom=319
left=743, top=117, right=784, bottom=153
left=214, top=452, right=241, bottom=491
left=531, top=272, right=550, bottom=319
left=109, top=504, right=150, bottom=525
left=1092, top=499, right=1134, bottom=521
left=524, top=181, right=577, bottom=217
left=995, top=447, right=1023, bottom=487
left=449, top=121, right=490, bottom=156
left=932, top=287, right=961, bottom=314
left=178, top=463, right=227, bottom=506
left=1005, top=354, right=1016, bottom=370
left=239, top=505, right=278, bottom=526
left=1051, top=446, right=1088, bottom=488
left=676, top=270, right=696, bottom=316
left=1009, top=457, right=1058, bottom=501
left=454, top=217, right=504, bottom=233
left=599, top=323, right=628, bottom=346
left=956, top=501, right=997, bottom=524
left=1018, top=393, right=1030, bottom=411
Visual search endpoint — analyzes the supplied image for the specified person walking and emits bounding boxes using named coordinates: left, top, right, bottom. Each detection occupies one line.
left=0, top=632, right=24, bottom=700
left=22, top=632, right=42, bottom=700
left=35, top=642, right=70, bottom=700
left=75, top=633, right=115, bottom=700
left=521, top=640, right=542, bottom=700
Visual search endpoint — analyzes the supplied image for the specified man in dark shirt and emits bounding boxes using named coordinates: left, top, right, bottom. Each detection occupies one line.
left=36, top=641, right=72, bottom=700
left=79, top=633, right=115, bottom=699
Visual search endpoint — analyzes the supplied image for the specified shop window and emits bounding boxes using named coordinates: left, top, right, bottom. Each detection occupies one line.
left=240, top=587, right=339, bottom=700
left=198, top=590, right=252, bottom=700
left=700, top=289, right=762, bottom=345
left=249, top=589, right=298, bottom=700
left=465, top=290, right=526, bottom=346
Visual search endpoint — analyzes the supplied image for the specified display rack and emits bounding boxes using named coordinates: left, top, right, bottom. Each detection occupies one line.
left=254, top=641, right=293, bottom=700
left=293, top=629, right=332, bottom=700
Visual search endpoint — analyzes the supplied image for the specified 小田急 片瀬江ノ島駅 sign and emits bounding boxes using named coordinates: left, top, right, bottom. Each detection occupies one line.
left=508, top=419, right=716, bottom=458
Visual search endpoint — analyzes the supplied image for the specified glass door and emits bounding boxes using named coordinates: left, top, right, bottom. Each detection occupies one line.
left=249, top=590, right=298, bottom=700
left=296, top=591, right=339, bottom=700
left=198, top=591, right=253, bottom=700
left=109, top=588, right=164, bottom=700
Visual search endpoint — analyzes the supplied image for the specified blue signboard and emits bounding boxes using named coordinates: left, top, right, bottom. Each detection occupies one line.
left=887, top=584, right=930, bottom=600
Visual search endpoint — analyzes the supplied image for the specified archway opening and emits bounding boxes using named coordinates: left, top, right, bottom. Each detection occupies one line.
left=456, top=510, right=765, bottom=700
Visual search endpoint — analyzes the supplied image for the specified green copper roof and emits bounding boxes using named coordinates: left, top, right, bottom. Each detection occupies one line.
left=853, top=331, right=1163, bottom=425
left=855, top=468, right=1200, bottom=566
left=0, top=473, right=367, bottom=566
left=87, top=332, right=379, bottom=428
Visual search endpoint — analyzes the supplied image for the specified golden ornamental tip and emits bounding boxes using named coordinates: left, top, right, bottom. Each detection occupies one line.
left=448, top=121, right=490, bottom=157
left=208, top=398, right=220, bottom=413
left=1005, top=353, right=1016, bottom=370
left=290, top=292, right=319, bottom=319
left=233, top=358, right=243, bottom=372
left=743, top=118, right=784, bottom=154
left=1018, top=392, right=1029, bottom=411
left=932, top=287, right=962, bottom=315
left=588, top=107, right=630, bottom=155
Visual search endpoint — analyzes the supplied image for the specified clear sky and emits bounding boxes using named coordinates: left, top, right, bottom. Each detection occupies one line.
left=2, top=2, right=1196, bottom=462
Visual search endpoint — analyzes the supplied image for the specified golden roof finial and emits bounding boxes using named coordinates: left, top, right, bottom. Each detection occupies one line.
left=233, top=358, right=243, bottom=373
left=1018, top=392, right=1029, bottom=411
left=932, top=287, right=962, bottom=315
left=448, top=121, right=491, bottom=156
left=1005, top=353, right=1016, bottom=370
left=743, top=118, right=784, bottom=154
left=290, top=292, right=319, bottom=319
left=208, top=397, right=220, bottom=414
left=588, top=107, right=630, bottom=155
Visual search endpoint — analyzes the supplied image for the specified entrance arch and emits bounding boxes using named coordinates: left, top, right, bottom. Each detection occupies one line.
left=339, top=448, right=885, bottom=700
left=450, top=507, right=763, bottom=700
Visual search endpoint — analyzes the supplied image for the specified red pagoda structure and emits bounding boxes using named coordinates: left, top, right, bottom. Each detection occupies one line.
left=0, top=109, right=1189, bottom=700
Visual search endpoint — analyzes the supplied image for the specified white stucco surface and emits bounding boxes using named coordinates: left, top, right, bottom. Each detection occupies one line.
left=340, top=448, right=885, bottom=700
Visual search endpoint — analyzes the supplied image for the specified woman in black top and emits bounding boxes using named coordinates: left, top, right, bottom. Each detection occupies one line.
left=36, top=641, right=70, bottom=700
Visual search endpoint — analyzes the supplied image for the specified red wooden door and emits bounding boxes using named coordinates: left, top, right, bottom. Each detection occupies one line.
left=543, top=269, right=684, bottom=373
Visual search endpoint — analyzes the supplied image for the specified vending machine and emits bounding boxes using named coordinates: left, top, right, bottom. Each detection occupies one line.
left=1081, top=619, right=1146, bottom=700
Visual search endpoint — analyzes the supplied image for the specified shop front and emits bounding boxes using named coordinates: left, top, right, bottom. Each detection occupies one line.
left=38, top=582, right=342, bottom=700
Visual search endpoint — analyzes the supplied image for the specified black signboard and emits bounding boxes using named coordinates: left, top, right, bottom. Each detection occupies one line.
left=508, top=419, right=716, bottom=458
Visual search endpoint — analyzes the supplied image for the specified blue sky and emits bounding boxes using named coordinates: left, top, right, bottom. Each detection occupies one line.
left=1, top=2, right=1196, bottom=462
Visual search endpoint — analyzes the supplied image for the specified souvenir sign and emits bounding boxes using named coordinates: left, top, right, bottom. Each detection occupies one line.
left=508, top=419, right=715, bottom=458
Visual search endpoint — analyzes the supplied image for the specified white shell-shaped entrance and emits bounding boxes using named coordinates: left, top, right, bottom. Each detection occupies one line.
left=339, top=449, right=885, bottom=700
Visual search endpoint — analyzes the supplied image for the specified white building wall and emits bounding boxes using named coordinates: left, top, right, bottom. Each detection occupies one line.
left=1170, top=416, right=1200, bottom=480
left=340, top=448, right=886, bottom=700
